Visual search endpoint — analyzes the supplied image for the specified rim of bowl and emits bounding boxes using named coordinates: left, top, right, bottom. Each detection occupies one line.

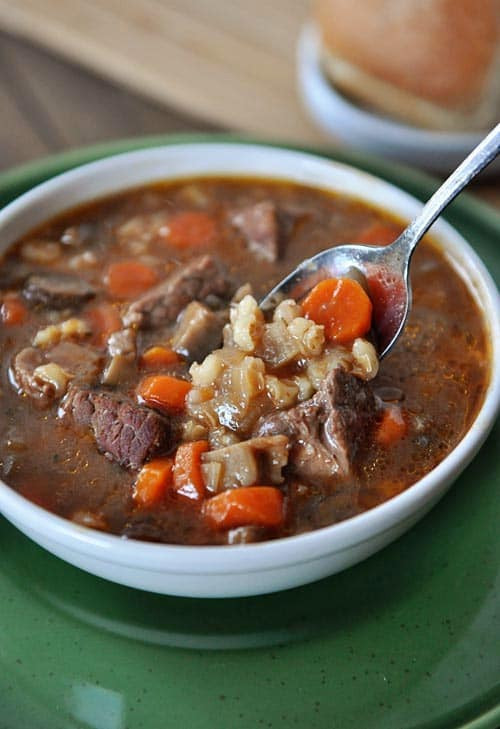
left=0, top=142, right=498, bottom=576
left=297, top=22, right=485, bottom=150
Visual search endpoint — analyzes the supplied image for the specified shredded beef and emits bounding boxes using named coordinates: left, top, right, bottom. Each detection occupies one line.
left=61, top=387, right=171, bottom=469
left=123, top=254, right=233, bottom=329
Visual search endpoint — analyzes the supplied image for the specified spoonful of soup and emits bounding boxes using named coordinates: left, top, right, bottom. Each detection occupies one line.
left=261, top=124, right=499, bottom=358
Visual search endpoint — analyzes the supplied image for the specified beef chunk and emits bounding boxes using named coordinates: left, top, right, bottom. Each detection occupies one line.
left=122, top=515, right=269, bottom=545
left=10, top=342, right=104, bottom=408
left=61, top=387, right=171, bottom=469
left=123, top=254, right=233, bottom=329
left=122, top=517, right=170, bottom=543
left=122, top=509, right=205, bottom=544
left=171, top=301, right=227, bottom=362
left=50, top=342, right=104, bottom=379
left=10, top=347, right=45, bottom=403
left=23, top=273, right=96, bottom=309
left=256, top=368, right=377, bottom=486
left=62, top=386, right=95, bottom=427
left=231, top=201, right=279, bottom=262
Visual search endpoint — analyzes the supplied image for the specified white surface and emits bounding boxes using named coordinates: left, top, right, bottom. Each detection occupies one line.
left=297, top=23, right=499, bottom=175
left=0, top=143, right=498, bottom=597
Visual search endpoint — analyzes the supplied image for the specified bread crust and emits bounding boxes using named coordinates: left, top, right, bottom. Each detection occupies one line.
left=315, top=0, right=500, bottom=130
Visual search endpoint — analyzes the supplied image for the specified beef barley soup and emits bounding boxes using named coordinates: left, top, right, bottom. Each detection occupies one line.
left=0, top=178, right=489, bottom=545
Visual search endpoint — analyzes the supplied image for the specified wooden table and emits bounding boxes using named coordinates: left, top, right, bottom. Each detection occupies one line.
left=0, top=29, right=498, bottom=209
left=0, top=30, right=219, bottom=172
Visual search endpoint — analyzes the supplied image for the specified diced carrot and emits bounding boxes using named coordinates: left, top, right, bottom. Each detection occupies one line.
left=301, top=277, right=372, bottom=344
left=1, top=294, right=28, bottom=326
left=173, top=440, right=209, bottom=501
left=358, top=221, right=401, bottom=246
left=138, top=374, right=191, bottom=412
left=86, top=302, right=123, bottom=346
left=375, top=405, right=408, bottom=447
left=134, top=458, right=174, bottom=507
left=204, top=486, right=284, bottom=530
left=140, top=346, right=182, bottom=370
left=165, top=211, right=217, bottom=248
left=106, top=260, right=158, bottom=298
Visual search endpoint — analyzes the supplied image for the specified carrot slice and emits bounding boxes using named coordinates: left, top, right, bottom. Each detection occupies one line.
left=106, top=260, right=158, bottom=298
left=358, top=221, right=401, bottom=246
left=138, top=374, right=191, bottom=412
left=375, top=406, right=408, bottom=447
left=86, top=302, right=122, bottom=346
left=204, top=486, right=284, bottom=530
left=173, top=440, right=209, bottom=501
left=140, top=346, right=182, bottom=370
left=301, top=277, right=372, bottom=344
left=134, top=458, right=174, bottom=507
left=1, top=294, right=27, bottom=326
left=165, top=211, right=217, bottom=248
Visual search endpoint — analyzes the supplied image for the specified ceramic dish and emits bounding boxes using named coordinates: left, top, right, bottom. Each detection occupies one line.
left=297, top=23, right=500, bottom=175
left=1, top=136, right=499, bottom=729
left=0, top=142, right=498, bottom=598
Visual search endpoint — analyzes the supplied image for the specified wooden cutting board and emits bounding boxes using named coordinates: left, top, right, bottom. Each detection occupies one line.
left=0, top=0, right=326, bottom=144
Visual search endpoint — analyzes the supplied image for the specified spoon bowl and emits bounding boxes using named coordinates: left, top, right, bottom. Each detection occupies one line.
left=262, top=124, right=499, bottom=357
left=261, top=238, right=409, bottom=358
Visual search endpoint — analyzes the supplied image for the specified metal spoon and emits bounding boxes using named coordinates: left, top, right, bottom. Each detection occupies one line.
left=261, top=123, right=500, bottom=358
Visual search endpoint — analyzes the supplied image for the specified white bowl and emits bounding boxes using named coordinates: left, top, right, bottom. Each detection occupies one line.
left=0, top=143, right=498, bottom=597
left=297, top=23, right=500, bottom=175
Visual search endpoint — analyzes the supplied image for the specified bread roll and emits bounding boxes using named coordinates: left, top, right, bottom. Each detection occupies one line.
left=315, top=0, right=500, bottom=131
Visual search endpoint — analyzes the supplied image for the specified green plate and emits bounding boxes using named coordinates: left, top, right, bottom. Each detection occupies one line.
left=0, top=135, right=499, bottom=729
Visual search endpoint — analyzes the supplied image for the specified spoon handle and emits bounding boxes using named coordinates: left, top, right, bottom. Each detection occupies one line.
left=400, top=123, right=500, bottom=250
